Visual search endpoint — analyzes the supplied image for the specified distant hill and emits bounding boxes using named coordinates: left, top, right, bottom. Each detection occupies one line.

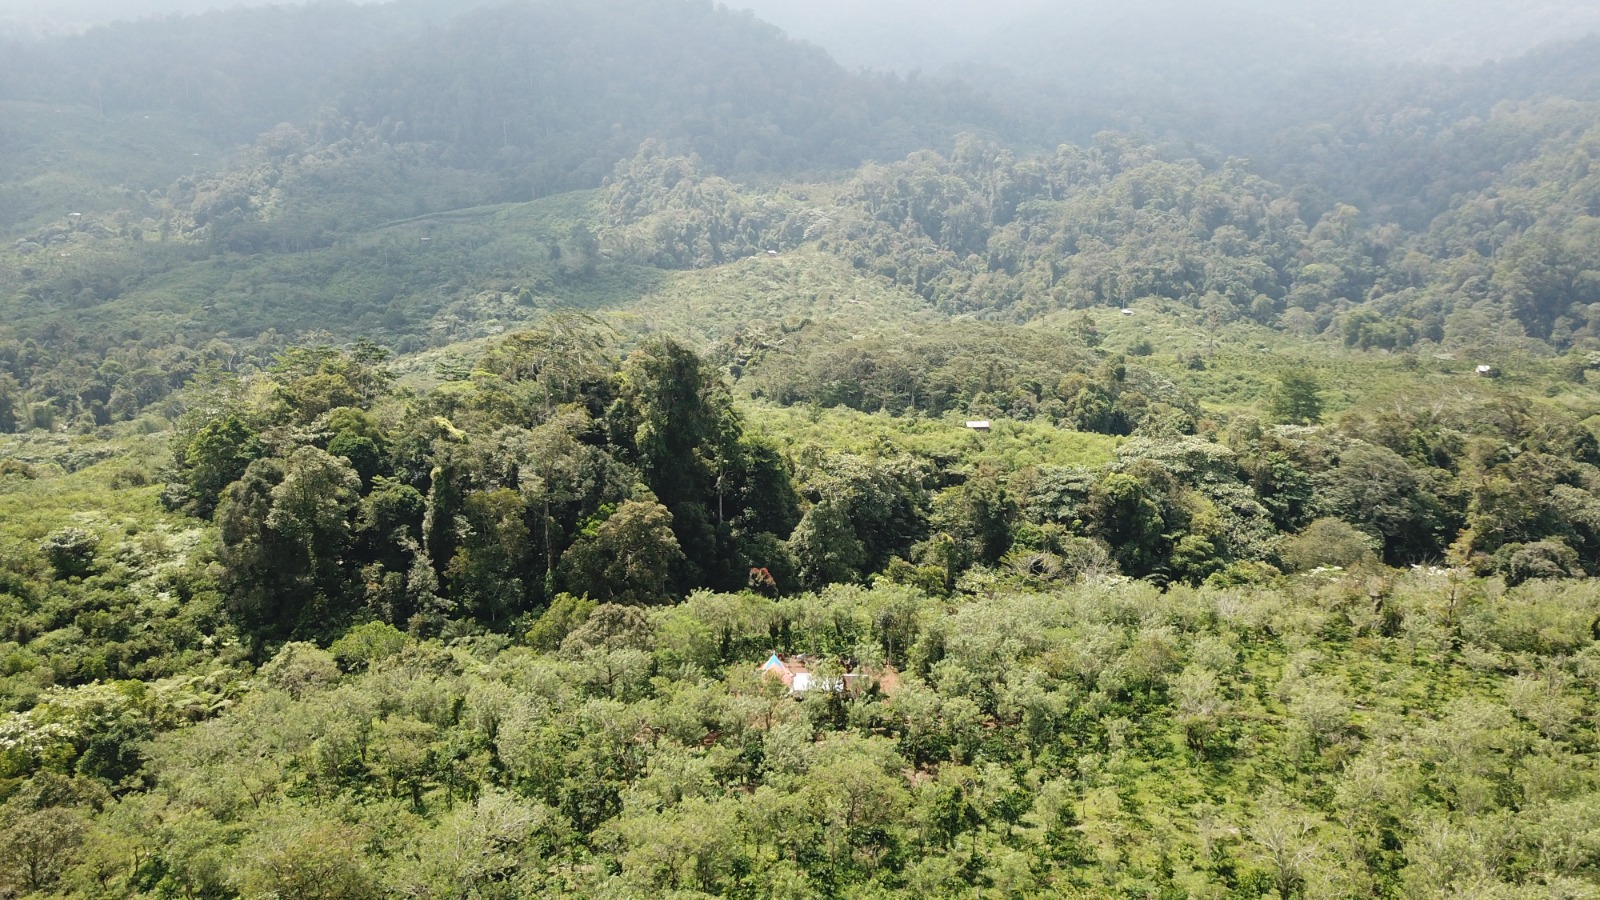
left=0, top=0, right=1013, bottom=202
left=4, top=0, right=1600, bottom=431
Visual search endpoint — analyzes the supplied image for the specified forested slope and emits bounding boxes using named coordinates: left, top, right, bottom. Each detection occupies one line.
left=8, top=330, right=1600, bottom=896
left=8, top=1, right=1600, bottom=897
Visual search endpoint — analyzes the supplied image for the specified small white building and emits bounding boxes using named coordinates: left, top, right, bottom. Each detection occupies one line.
left=760, top=654, right=835, bottom=693
left=760, top=653, right=897, bottom=696
left=965, top=421, right=992, bottom=432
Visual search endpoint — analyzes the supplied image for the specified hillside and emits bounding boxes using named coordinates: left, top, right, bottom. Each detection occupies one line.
left=8, top=1, right=1600, bottom=897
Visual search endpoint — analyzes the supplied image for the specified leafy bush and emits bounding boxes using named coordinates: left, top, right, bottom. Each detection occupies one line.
left=39, top=529, right=98, bottom=579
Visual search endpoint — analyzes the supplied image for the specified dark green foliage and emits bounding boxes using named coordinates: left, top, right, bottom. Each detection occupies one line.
left=787, top=496, right=868, bottom=589
left=615, top=335, right=794, bottom=591
left=792, top=452, right=931, bottom=583
left=445, top=488, right=532, bottom=626
left=216, top=448, right=363, bottom=641
left=617, top=337, right=725, bottom=573
left=1493, top=539, right=1585, bottom=585
left=1270, top=371, right=1324, bottom=425
left=357, top=478, right=425, bottom=562
left=176, top=414, right=262, bottom=517
left=143, top=333, right=804, bottom=642
left=0, top=374, right=19, bottom=434
left=1319, top=443, right=1458, bottom=564
left=935, top=465, right=1016, bottom=568
left=1085, top=472, right=1167, bottom=577
left=326, top=432, right=384, bottom=486
left=38, top=528, right=98, bottom=580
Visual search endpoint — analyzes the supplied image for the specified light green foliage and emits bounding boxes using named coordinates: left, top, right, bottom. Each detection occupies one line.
left=230, top=807, right=383, bottom=900
left=1281, top=517, right=1382, bottom=572
left=0, top=776, right=104, bottom=897
left=560, top=499, right=685, bottom=604
left=527, top=594, right=598, bottom=652
left=20, top=574, right=1599, bottom=898
left=0, top=430, right=237, bottom=718
left=749, top=405, right=1123, bottom=470
left=8, top=333, right=1600, bottom=900
left=258, top=642, right=339, bottom=700
left=389, top=789, right=567, bottom=898
left=328, top=621, right=409, bottom=673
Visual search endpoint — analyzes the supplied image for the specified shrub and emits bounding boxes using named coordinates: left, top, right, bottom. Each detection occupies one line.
left=39, top=529, right=99, bottom=579
left=1280, top=518, right=1377, bottom=572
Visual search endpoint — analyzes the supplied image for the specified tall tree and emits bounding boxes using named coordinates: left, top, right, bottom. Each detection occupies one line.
left=560, top=499, right=685, bottom=604
left=1270, top=371, right=1324, bottom=425
left=618, top=337, right=731, bottom=584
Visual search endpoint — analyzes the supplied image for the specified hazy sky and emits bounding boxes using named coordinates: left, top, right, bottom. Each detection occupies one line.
left=6, top=0, right=1600, bottom=75
left=0, top=0, right=357, bottom=35
left=734, top=0, right=1600, bottom=72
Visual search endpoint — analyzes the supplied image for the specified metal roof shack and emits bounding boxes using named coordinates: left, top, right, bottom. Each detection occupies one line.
left=760, top=653, right=897, bottom=696
left=965, top=420, right=992, bottom=432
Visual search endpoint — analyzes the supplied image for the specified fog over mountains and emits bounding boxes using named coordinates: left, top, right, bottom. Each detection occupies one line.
left=736, top=0, right=1600, bottom=72
left=16, top=0, right=1596, bottom=149
left=9, top=0, right=1600, bottom=66
left=0, top=0, right=395, bottom=35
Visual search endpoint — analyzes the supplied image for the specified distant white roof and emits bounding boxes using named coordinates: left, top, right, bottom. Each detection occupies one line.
left=966, top=421, right=991, bottom=429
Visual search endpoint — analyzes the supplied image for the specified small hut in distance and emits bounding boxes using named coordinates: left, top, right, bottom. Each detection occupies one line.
left=760, top=653, right=898, bottom=696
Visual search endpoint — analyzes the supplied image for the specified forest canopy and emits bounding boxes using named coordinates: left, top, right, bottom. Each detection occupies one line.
left=7, top=0, right=1600, bottom=897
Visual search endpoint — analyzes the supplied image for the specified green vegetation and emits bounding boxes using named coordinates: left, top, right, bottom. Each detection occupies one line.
left=6, top=0, right=1600, bottom=896
left=11, top=551, right=1600, bottom=897
left=7, top=322, right=1600, bottom=896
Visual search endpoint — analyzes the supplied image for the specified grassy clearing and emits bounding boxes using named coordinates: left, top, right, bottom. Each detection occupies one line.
left=616, top=249, right=938, bottom=345
left=0, top=430, right=183, bottom=556
left=745, top=403, right=1123, bottom=470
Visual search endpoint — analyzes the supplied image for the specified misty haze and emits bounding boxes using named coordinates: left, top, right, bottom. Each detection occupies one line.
left=5, top=1, right=1600, bottom=897
left=739, top=0, right=1600, bottom=70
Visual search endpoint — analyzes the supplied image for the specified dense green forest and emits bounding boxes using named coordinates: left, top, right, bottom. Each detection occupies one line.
left=8, top=0, right=1600, bottom=897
